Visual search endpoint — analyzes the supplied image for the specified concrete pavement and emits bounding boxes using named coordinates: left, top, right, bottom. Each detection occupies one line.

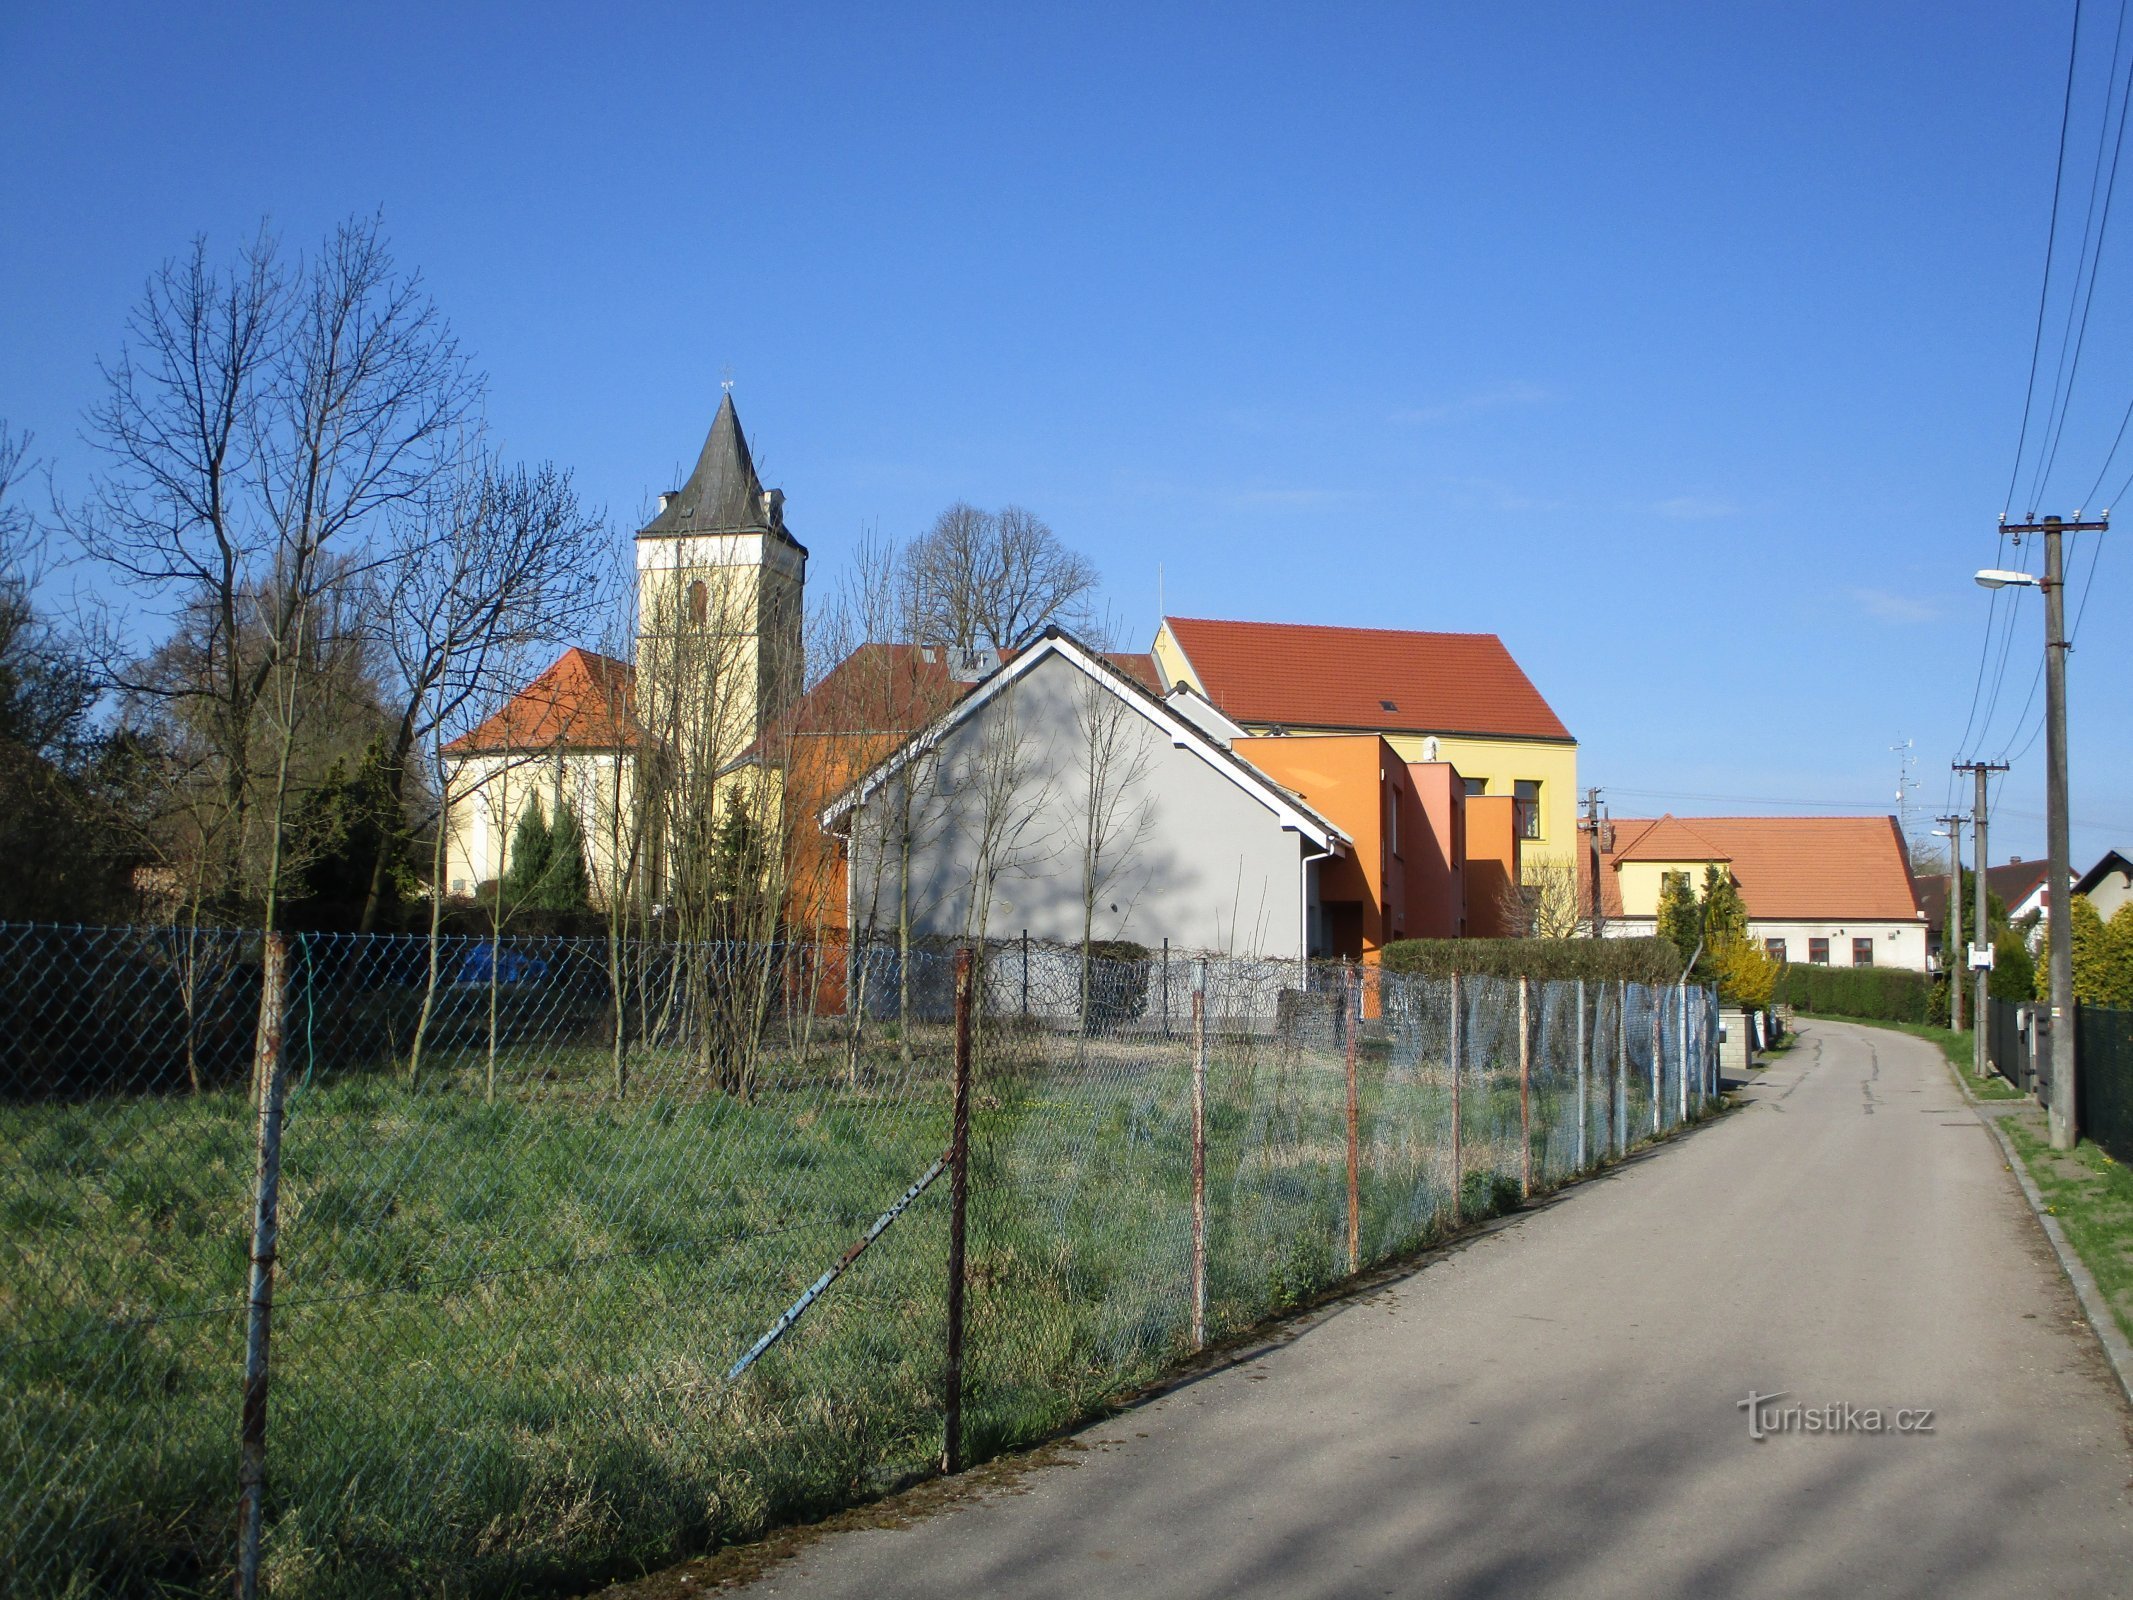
left=714, top=1020, right=2133, bottom=1598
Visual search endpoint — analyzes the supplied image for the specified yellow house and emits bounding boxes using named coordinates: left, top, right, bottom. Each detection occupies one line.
left=1152, top=616, right=1578, bottom=881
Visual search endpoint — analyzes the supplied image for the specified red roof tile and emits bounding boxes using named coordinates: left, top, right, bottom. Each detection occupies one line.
left=1578, top=815, right=1923, bottom=923
left=443, top=648, right=642, bottom=755
left=1163, top=616, right=1570, bottom=741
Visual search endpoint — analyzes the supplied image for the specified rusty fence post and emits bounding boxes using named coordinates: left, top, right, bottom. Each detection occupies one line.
left=1575, top=978, right=1588, bottom=1173
left=1343, top=961, right=1361, bottom=1275
left=1190, top=959, right=1208, bottom=1350
left=943, top=945, right=974, bottom=1475
left=236, top=931, right=291, bottom=1600
left=1449, top=972, right=1464, bottom=1226
left=1517, top=976, right=1533, bottom=1200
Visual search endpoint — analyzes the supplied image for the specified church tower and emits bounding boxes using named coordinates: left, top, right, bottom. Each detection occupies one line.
left=634, top=394, right=808, bottom=768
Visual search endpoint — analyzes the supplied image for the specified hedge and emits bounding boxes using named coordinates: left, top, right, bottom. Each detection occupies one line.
left=1378, top=937, right=1685, bottom=986
left=1775, top=963, right=1933, bottom=1023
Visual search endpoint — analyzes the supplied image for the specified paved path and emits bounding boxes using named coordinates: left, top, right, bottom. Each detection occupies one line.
left=728, top=1021, right=2133, bottom=1598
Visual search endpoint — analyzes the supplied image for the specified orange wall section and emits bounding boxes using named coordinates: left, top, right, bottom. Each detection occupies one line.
left=1464, top=794, right=1525, bottom=938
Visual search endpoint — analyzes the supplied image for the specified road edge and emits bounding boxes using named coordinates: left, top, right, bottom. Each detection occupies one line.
left=1933, top=1040, right=2133, bottom=1412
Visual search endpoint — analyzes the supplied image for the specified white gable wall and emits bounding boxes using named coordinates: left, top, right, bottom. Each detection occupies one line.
left=843, top=647, right=1330, bottom=960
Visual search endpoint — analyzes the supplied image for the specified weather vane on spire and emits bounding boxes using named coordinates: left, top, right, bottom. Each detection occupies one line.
left=720, top=363, right=734, bottom=395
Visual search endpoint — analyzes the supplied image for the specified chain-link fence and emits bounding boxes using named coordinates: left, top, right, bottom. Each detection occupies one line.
left=1, top=924, right=1719, bottom=1598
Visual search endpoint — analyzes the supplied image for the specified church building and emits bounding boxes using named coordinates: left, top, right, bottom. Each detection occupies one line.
left=441, top=394, right=807, bottom=903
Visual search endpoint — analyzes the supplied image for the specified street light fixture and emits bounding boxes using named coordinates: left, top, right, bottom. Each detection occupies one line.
left=1974, top=569, right=2040, bottom=590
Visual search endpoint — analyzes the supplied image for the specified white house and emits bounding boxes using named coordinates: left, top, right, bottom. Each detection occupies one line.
left=1583, top=815, right=1929, bottom=971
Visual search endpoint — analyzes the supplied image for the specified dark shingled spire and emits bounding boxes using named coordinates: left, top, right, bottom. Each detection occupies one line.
left=637, top=393, right=798, bottom=545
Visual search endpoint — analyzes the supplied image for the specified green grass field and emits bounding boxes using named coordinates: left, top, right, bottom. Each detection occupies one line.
left=3, top=1007, right=1684, bottom=1598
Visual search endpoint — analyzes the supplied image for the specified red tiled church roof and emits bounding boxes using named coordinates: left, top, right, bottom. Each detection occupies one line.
left=1163, top=616, right=1571, bottom=741
left=1579, top=814, right=1923, bottom=923
left=443, top=648, right=642, bottom=755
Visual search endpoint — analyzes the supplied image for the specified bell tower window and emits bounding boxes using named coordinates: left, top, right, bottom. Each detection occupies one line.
left=688, top=580, right=708, bottom=626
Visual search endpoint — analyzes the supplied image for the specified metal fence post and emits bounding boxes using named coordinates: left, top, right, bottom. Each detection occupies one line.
left=1575, top=978, right=1588, bottom=1172
left=943, top=945, right=973, bottom=1475
left=1190, top=959, right=1208, bottom=1349
left=1650, top=996, right=1662, bottom=1135
left=1615, top=981, right=1628, bottom=1156
left=1344, top=960, right=1361, bottom=1275
left=1449, top=972, right=1464, bottom=1224
left=1677, top=982, right=1690, bottom=1124
left=1518, top=976, right=1533, bottom=1199
left=1162, top=937, right=1172, bottom=1038
left=1020, top=929, right=1029, bottom=1018
left=236, top=931, right=291, bottom=1600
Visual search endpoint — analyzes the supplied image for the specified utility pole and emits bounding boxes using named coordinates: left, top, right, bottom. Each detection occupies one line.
left=1955, top=759, right=2007, bottom=1079
left=1581, top=787, right=1606, bottom=938
left=1934, top=815, right=1966, bottom=1032
left=1996, top=514, right=2104, bottom=1150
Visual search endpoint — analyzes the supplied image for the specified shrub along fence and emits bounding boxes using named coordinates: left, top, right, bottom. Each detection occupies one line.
left=1774, top=963, right=1934, bottom=1023
left=1, top=924, right=1721, bottom=1599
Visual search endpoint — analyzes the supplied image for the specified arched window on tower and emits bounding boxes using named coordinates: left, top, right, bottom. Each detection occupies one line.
left=688, top=579, right=708, bottom=626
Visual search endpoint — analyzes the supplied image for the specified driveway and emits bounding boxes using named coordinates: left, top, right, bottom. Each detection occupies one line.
left=697, top=1020, right=2133, bottom=1598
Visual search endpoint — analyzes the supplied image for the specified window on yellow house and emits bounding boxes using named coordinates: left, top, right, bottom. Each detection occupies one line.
left=1514, top=780, right=1541, bottom=840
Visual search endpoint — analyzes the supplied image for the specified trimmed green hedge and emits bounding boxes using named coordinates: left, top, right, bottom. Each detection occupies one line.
left=1776, top=963, right=1933, bottom=1022
left=1379, top=937, right=1684, bottom=986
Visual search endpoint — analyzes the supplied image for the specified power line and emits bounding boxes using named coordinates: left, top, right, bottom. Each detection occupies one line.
left=2004, top=0, right=2089, bottom=517
left=2030, top=0, right=2133, bottom=509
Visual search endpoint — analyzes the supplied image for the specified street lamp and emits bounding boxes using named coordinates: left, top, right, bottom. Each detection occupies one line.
left=1973, top=511, right=2091, bottom=1151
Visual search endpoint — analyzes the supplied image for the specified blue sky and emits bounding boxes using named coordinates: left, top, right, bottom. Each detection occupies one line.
left=2, top=2, right=2127, bottom=866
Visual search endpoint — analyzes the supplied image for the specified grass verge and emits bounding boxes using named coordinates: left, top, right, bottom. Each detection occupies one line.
left=1997, top=1109, right=2133, bottom=1346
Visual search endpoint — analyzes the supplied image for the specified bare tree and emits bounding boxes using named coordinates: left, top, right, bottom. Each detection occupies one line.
left=1070, top=631, right=1155, bottom=1030
left=368, top=451, right=606, bottom=932
left=71, top=217, right=476, bottom=938
left=1497, top=854, right=1588, bottom=939
left=904, top=502, right=1097, bottom=651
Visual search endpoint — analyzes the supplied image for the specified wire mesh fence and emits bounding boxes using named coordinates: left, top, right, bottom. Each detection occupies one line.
left=1, top=923, right=1720, bottom=1598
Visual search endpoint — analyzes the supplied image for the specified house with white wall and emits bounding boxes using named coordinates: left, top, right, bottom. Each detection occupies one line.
left=1583, top=815, right=1929, bottom=971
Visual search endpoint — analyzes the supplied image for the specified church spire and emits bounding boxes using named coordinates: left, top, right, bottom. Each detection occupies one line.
left=638, top=391, right=796, bottom=544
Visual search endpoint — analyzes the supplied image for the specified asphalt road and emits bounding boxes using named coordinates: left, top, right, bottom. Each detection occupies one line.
left=726, top=1020, right=2133, bottom=1599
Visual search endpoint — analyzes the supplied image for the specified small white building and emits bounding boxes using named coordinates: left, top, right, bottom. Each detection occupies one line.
left=1583, top=814, right=1929, bottom=971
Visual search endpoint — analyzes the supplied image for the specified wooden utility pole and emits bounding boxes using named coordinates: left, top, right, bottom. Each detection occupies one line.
left=1955, top=760, right=2008, bottom=1079
left=1935, top=814, right=1966, bottom=1032
left=1996, top=516, right=2104, bottom=1150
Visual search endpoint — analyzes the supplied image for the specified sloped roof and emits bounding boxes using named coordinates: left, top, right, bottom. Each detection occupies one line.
left=1580, top=814, right=1923, bottom=923
left=1611, top=815, right=1731, bottom=863
left=2074, top=850, right=2132, bottom=896
left=1915, top=857, right=2057, bottom=929
left=443, top=648, right=642, bottom=755
left=733, top=642, right=1160, bottom=767
left=637, top=393, right=804, bottom=549
left=1163, top=616, right=1571, bottom=742
left=820, top=629, right=1348, bottom=852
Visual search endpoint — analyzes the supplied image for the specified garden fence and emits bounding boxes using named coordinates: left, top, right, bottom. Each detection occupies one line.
left=0, top=923, right=1720, bottom=1598
left=2076, top=1003, right=2133, bottom=1166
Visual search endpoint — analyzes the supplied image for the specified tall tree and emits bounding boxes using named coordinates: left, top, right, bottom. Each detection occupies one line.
left=71, top=216, right=476, bottom=930
left=904, top=502, right=1097, bottom=651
